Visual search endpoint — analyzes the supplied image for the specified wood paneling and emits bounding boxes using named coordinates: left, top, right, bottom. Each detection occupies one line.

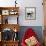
left=43, top=0, right=46, bottom=26
left=2, top=41, right=19, bottom=46
left=0, top=24, right=20, bottom=32
left=43, top=0, right=46, bottom=45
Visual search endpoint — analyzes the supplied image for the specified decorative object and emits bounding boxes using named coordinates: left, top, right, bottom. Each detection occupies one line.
left=21, top=28, right=41, bottom=46
left=2, top=10, right=9, bottom=15
left=14, top=28, right=17, bottom=32
left=25, top=36, right=38, bottom=46
left=15, top=0, right=17, bottom=7
left=2, top=28, right=13, bottom=41
left=13, top=32, right=18, bottom=41
left=25, top=7, right=36, bottom=20
left=10, top=10, right=15, bottom=15
left=9, top=10, right=18, bottom=15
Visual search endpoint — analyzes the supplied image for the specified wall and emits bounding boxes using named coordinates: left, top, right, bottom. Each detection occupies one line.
left=18, top=0, right=44, bottom=26
left=0, top=0, right=44, bottom=26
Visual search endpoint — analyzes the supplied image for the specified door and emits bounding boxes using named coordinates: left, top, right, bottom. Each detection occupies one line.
left=43, top=0, right=46, bottom=46
left=43, top=0, right=46, bottom=26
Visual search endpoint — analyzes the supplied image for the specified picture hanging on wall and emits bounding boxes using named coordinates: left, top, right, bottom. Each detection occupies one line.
left=25, top=7, right=36, bottom=20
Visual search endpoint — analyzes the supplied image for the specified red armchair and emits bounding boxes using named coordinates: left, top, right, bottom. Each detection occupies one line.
left=21, top=28, right=41, bottom=46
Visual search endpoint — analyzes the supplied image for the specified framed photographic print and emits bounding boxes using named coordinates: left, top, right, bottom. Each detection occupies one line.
left=25, top=7, right=36, bottom=20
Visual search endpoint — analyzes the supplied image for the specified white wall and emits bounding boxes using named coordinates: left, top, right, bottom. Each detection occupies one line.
left=18, top=0, right=44, bottom=26
left=0, top=0, right=44, bottom=26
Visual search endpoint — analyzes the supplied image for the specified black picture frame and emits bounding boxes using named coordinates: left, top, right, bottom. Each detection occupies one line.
left=25, top=7, right=36, bottom=20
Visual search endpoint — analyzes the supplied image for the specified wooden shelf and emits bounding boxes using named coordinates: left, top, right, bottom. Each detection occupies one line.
left=0, top=7, right=19, bottom=11
left=0, top=40, right=19, bottom=46
left=2, top=40, right=19, bottom=42
left=0, top=7, right=19, bottom=24
left=0, top=24, right=20, bottom=32
left=0, top=7, right=19, bottom=46
left=0, top=7, right=19, bottom=16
